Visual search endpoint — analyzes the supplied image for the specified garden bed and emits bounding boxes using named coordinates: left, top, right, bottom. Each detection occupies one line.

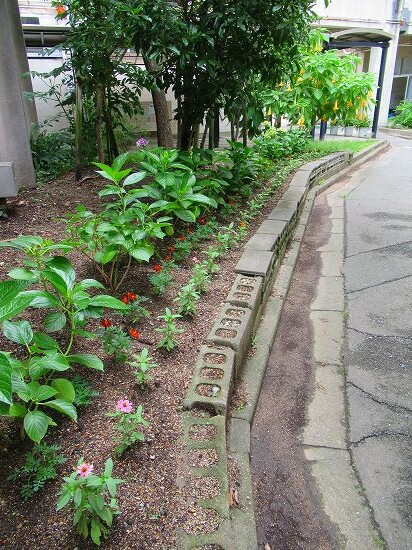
left=0, top=140, right=370, bottom=548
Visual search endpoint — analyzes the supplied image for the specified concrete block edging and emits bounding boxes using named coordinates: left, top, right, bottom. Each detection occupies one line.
left=178, top=139, right=388, bottom=549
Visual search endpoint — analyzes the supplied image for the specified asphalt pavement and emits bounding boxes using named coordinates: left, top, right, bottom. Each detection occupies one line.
left=251, top=134, right=412, bottom=549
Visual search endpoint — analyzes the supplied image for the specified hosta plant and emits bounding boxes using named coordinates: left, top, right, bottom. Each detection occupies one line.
left=57, top=458, right=123, bottom=546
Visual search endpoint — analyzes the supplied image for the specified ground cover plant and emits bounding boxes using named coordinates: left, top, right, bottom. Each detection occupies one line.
left=0, top=133, right=373, bottom=548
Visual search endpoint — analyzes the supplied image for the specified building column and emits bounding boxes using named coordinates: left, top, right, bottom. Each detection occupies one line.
left=378, top=30, right=400, bottom=126
left=0, top=0, right=36, bottom=188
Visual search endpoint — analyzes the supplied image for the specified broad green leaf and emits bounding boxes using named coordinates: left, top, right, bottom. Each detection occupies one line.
left=191, top=194, right=217, bottom=207
left=112, top=152, right=130, bottom=171
left=28, top=352, right=70, bottom=379
left=123, top=172, right=147, bottom=186
left=31, top=384, right=58, bottom=403
left=43, top=271, right=69, bottom=296
left=0, top=280, right=28, bottom=306
left=73, top=279, right=105, bottom=291
left=0, top=235, right=42, bottom=251
left=129, top=245, right=154, bottom=262
left=42, top=399, right=77, bottom=421
left=174, top=209, right=196, bottom=222
left=56, top=490, right=72, bottom=511
left=3, top=320, right=33, bottom=346
left=0, top=288, right=33, bottom=323
left=51, top=378, right=75, bottom=403
left=24, top=410, right=51, bottom=442
left=32, top=332, right=60, bottom=350
left=0, top=352, right=12, bottom=405
left=90, top=519, right=101, bottom=546
left=67, top=354, right=104, bottom=371
left=44, top=312, right=66, bottom=333
left=8, top=402, right=27, bottom=417
left=7, top=268, right=38, bottom=282
left=20, top=290, right=60, bottom=308
left=45, top=256, right=76, bottom=292
left=104, top=458, right=113, bottom=478
left=88, top=295, right=128, bottom=310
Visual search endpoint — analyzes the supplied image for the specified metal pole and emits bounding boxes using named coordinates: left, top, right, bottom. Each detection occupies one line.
left=372, top=42, right=389, bottom=139
left=319, top=120, right=328, bottom=140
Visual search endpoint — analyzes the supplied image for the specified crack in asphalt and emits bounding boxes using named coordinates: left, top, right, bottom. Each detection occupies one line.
left=301, top=444, right=347, bottom=451
left=347, top=272, right=412, bottom=295
left=347, top=326, right=412, bottom=341
left=346, top=239, right=412, bottom=259
left=347, top=381, right=412, bottom=414
left=351, top=432, right=412, bottom=446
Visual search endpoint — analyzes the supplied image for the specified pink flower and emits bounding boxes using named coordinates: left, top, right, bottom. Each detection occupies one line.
left=192, top=256, right=200, bottom=263
left=76, top=462, right=93, bottom=478
left=116, top=399, right=133, bottom=413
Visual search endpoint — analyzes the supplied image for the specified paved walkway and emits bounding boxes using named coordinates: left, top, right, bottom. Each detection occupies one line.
left=251, top=135, right=412, bottom=549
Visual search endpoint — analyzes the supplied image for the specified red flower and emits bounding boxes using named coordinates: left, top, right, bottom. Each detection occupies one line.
left=100, top=318, right=112, bottom=329
left=129, top=328, right=140, bottom=339
left=169, top=245, right=175, bottom=252
left=198, top=217, right=206, bottom=225
left=127, top=292, right=137, bottom=302
left=55, top=5, right=66, bottom=15
left=121, top=295, right=129, bottom=304
left=165, top=255, right=172, bottom=262
left=240, top=221, right=247, bottom=227
left=178, top=235, right=185, bottom=241
left=154, top=264, right=162, bottom=273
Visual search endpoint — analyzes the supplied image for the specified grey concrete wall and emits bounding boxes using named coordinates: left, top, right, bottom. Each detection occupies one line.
left=0, top=0, right=36, bottom=189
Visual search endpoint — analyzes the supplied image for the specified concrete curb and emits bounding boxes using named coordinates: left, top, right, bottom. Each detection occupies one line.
left=178, top=139, right=389, bottom=549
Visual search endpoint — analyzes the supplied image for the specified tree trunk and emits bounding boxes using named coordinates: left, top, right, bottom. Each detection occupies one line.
left=214, top=106, right=220, bottom=148
left=230, top=120, right=235, bottom=141
left=144, top=57, right=173, bottom=148
left=180, top=118, right=194, bottom=151
left=242, top=109, right=248, bottom=147
left=200, top=121, right=209, bottom=149
left=95, top=84, right=104, bottom=163
left=193, top=123, right=200, bottom=149
left=103, top=87, right=119, bottom=162
left=208, top=110, right=214, bottom=149
left=75, top=75, right=83, bottom=181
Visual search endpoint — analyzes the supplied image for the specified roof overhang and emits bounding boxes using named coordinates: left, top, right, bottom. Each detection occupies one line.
left=23, top=25, right=69, bottom=47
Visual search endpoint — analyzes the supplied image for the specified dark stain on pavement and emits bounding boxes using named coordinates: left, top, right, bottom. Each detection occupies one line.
left=251, top=194, right=341, bottom=550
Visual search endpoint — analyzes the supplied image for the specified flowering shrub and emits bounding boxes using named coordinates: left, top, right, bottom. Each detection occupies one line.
left=56, top=458, right=123, bottom=546
left=107, top=400, right=149, bottom=456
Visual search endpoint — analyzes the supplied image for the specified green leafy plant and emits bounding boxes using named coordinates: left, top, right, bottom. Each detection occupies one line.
left=172, top=238, right=192, bottom=262
left=189, top=262, right=210, bottom=293
left=174, top=282, right=200, bottom=317
left=254, top=128, right=309, bottom=161
left=71, top=375, right=99, bottom=407
left=0, top=247, right=127, bottom=442
left=30, top=130, right=74, bottom=184
left=56, top=457, right=123, bottom=546
left=66, top=153, right=173, bottom=291
left=155, top=308, right=184, bottom=351
left=128, top=349, right=158, bottom=388
left=107, top=399, right=149, bottom=457
left=7, top=442, right=66, bottom=500
left=204, top=246, right=221, bottom=275
left=124, top=295, right=150, bottom=323
left=391, top=100, right=412, bottom=129
left=148, top=266, right=174, bottom=296
left=99, top=325, right=131, bottom=363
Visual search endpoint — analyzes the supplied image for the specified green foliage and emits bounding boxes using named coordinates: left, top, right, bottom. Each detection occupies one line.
left=254, top=128, right=310, bottom=161
left=7, top=442, right=66, bottom=500
left=125, top=295, right=150, bottom=324
left=189, top=263, right=210, bottom=294
left=172, top=239, right=192, bottom=262
left=128, top=348, right=158, bottom=388
left=174, top=283, right=200, bottom=317
left=107, top=402, right=149, bottom=457
left=391, top=100, right=412, bottom=129
left=155, top=308, right=184, bottom=351
left=66, top=154, right=173, bottom=290
left=71, top=375, right=99, bottom=407
left=148, top=268, right=174, bottom=296
left=225, top=141, right=264, bottom=194
left=0, top=246, right=126, bottom=442
left=99, top=326, right=131, bottom=363
left=204, top=246, right=221, bottom=275
left=30, top=130, right=74, bottom=184
left=56, top=457, right=123, bottom=546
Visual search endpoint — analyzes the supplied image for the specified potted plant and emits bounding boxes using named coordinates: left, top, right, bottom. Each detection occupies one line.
left=343, top=117, right=356, bottom=137
left=329, top=117, right=340, bottom=135
left=355, top=116, right=371, bottom=138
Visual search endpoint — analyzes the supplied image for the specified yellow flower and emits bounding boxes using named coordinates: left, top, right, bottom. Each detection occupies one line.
left=297, top=116, right=305, bottom=127
left=286, top=85, right=292, bottom=93
left=333, top=101, right=339, bottom=112
left=300, top=68, right=305, bottom=76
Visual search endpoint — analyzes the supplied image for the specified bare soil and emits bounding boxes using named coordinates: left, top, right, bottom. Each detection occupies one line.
left=0, top=166, right=291, bottom=549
